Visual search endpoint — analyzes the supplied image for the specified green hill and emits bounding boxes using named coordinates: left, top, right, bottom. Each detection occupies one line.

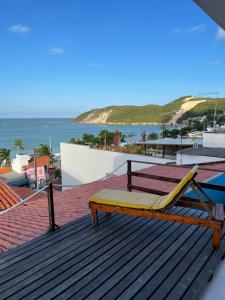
left=74, top=96, right=225, bottom=125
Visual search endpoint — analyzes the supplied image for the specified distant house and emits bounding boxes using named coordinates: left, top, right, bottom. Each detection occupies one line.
left=12, top=154, right=50, bottom=187
left=0, top=165, right=28, bottom=187
left=23, top=156, right=50, bottom=185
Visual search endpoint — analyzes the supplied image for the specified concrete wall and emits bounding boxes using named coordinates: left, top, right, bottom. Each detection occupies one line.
left=203, top=132, right=225, bottom=148
left=176, top=153, right=224, bottom=165
left=61, top=143, right=174, bottom=188
left=12, top=154, right=31, bottom=174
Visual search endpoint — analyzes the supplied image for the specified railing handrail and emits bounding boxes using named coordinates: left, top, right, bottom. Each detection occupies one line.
left=1, top=159, right=225, bottom=217
left=0, top=185, right=49, bottom=216
left=127, top=159, right=225, bottom=173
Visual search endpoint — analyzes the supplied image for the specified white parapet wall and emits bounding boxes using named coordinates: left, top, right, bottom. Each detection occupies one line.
left=61, top=143, right=174, bottom=189
left=176, top=153, right=225, bottom=165
left=11, top=154, right=31, bottom=174
left=203, top=132, right=225, bottom=148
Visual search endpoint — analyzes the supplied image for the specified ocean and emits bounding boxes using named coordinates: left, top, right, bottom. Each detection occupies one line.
left=0, top=118, right=162, bottom=156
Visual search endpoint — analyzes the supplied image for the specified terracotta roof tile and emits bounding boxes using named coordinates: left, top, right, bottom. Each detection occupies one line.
left=11, top=186, right=45, bottom=201
left=0, top=167, right=12, bottom=175
left=0, top=180, right=21, bottom=211
left=0, top=164, right=223, bottom=253
left=24, top=156, right=50, bottom=169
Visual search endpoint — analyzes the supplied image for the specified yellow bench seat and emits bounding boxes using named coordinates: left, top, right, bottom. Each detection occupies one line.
left=89, top=165, right=199, bottom=210
left=89, top=189, right=169, bottom=210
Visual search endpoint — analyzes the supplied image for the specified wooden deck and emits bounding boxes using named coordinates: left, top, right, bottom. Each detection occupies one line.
left=0, top=207, right=225, bottom=300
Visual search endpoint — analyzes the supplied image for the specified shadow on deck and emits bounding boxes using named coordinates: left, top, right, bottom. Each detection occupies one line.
left=0, top=207, right=225, bottom=300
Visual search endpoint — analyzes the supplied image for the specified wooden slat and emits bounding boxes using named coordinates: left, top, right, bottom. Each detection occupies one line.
left=53, top=208, right=189, bottom=299
left=14, top=216, right=154, bottom=299
left=0, top=215, right=132, bottom=288
left=0, top=208, right=224, bottom=300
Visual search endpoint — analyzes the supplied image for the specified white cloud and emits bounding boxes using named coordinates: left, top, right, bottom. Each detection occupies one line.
left=211, top=59, right=223, bottom=65
left=187, top=24, right=206, bottom=32
left=88, top=63, right=103, bottom=68
left=216, top=27, right=225, bottom=40
left=48, top=47, right=65, bottom=55
left=8, top=24, right=31, bottom=33
left=174, top=24, right=206, bottom=34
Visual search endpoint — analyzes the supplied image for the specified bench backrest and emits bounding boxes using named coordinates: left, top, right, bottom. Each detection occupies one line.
left=151, top=165, right=199, bottom=210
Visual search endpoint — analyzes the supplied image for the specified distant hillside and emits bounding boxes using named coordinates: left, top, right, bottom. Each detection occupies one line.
left=74, top=96, right=225, bottom=125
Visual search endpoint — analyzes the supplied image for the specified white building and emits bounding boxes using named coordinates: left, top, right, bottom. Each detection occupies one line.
left=11, top=154, right=31, bottom=174
left=61, top=143, right=174, bottom=189
left=176, top=132, right=225, bottom=165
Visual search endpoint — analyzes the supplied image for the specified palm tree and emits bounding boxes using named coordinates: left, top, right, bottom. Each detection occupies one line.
left=0, top=148, right=11, bottom=166
left=14, top=138, right=24, bottom=151
left=36, top=144, right=53, bottom=163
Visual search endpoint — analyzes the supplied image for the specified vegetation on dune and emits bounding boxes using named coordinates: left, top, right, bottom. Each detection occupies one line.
left=178, top=99, right=225, bottom=123
left=75, top=96, right=225, bottom=125
left=74, top=97, right=188, bottom=124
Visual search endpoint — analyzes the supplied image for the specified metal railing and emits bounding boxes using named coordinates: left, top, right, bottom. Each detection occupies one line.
left=0, top=159, right=225, bottom=238
left=0, top=183, right=58, bottom=233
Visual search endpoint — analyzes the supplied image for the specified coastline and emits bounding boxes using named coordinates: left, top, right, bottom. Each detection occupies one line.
left=74, top=121, right=168, bottom=126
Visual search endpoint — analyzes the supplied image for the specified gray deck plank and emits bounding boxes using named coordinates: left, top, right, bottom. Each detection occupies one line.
left=100, top=210, right=204, bottom=300
left=0, top=214, right=126, bottom=283
left=1, top=215, right=137, bottom=298
left=20, top=217, right=157, bottom=300
left=0, top=207, right=224, bottom=300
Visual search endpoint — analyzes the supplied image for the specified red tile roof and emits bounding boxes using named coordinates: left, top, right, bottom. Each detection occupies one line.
left=11, top=186, right=45, bottom=201
left=0, top=167, right=12, bottom=175
left=0, top=164, right=222, bottom=253
left=0, top=180, right=21, bottom=211
left=23, top=156, right=50, bottom=169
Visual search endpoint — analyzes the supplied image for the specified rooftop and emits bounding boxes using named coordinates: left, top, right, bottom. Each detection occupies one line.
left=136, top=138, right=203, bottom=146
left=0, top=207, right=224, bottom=299
left=24, top=155, right=50, bottom=169
left=177, top=146, right=225, bottom=158
left=0, top=170, right=27, bottom=186
left=0, top=162, right=225, bottom=299
left=0, top=180, right=21, bottom=210
left=0, top=167, right=12, bottom=175
left=0, top=164, right=221, bottom=252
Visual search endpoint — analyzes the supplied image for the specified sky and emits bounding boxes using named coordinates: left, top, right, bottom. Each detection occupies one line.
left=1, top=0, right=225, bottom=118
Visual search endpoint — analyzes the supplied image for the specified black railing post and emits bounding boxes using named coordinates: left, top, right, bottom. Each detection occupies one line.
left=127, top=160, right=132, bottom=192
left=47, top=183, right=56, bottom=232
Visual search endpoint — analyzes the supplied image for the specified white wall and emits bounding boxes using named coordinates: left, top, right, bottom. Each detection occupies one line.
left=203, top=132, right=225, bottom=148
left=61, top=143, right=174, bottom=188
left=12, top=154, right=31, bottom=174
left=176, top=153, right=224, bottom=165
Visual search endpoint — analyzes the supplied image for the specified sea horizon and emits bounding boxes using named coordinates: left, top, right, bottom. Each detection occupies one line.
left=0, top=118, right=162, bottom=157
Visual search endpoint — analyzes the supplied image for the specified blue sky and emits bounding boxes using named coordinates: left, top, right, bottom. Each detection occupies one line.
left=1, top=0, right=225, bottom=117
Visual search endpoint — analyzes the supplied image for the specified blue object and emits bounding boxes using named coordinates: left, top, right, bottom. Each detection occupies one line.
left=186, top=173, right=225, bottom=204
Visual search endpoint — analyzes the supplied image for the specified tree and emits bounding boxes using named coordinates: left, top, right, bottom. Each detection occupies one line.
left=98, top=130, right=125, bottom=146
left=161, top=128, right=171, bottom=138
left=170, top=129, right=180, bottom=138
left=69, top=138, right=84, bottom=144
left=82, top=133, right=96, bottom=144
left=0, top=148, right=11, bottom=167
left=14, top=138, right=24, bottom=150
left=35, top=144, right=53, bottom=163
left=148, top=132, right=158, bottom=140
